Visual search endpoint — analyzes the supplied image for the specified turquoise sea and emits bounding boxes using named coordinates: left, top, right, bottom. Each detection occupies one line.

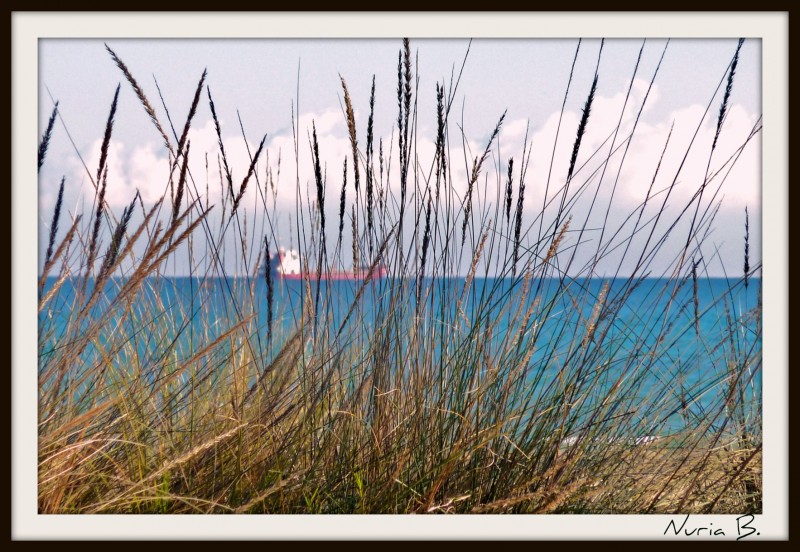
left=39, top=275, right=762, bottom=436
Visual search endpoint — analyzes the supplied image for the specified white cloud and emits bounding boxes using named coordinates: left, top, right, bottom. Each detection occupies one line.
left=74, top=139, right=170, bottom=209
left=479, top=82, right=760, bottom=249
left=57, top=80, right=761, bottom=276
left=71, top=78, right=757, bottom=218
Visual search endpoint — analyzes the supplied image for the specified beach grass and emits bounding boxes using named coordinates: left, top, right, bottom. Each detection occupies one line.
left=36, top=39, right=761, bottom=514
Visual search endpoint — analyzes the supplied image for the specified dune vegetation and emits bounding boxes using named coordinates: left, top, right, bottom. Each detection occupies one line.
left=37, top=39, right=761, bottom=514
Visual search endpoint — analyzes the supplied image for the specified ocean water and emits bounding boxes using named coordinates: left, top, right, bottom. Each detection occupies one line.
left=39, top=275, right=762, bottom=434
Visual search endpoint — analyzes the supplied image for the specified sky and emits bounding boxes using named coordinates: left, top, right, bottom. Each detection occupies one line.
left=37, top=38, right=762, bottom=278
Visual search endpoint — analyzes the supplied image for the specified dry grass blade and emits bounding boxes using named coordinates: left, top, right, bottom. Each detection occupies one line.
left=232, top=134, right=266, bottom=215
left=145, top=205, right=213, bottom=273
left=84, top=166, right=108, bottom=291
left=208, top=86, right=233, bottom=198
left=340, top=76, right=360, bottom=192
left=39, top=215, right=81, bottom=290
left=544, top=216, right=571, bottom=265
left=351, top=205, right=359, bottom=272
left=87, top=424, right=247, bottom=514
left=463, top=111, right=506, bottom=244
left=265, top=236, right=274, bottom=343
left=234, top=473, right=302, bottom=513
left=743, top=206, right=750, bottom=289
left=504, top=158, right=514, bottom=225
left=712, top=38, right=744, bottom=151
left=97, top=193, right=137, bottom=283
left=39, top=269, right=70, bottom=314
left=567, top=73, right=598, bottom=185
left=97, top=85, right=121, bottom=185
left=338, top=157, right=347, bottom=250
left=461, top=226, right=490, bottom=300
left=175, top=69, right=207, bottom=168
left=172, top=141, right=190, bottom=225
left=366, top=76, right=376, bottom=249
left=416, top=194, right=433, bottom=307
left=44, top=176, right=65, bottom=266
left=105, top=44, right=173, bottom=155
left=311, top=122, right=325, bottom=235
left=38, top=102, right=59, bottom=172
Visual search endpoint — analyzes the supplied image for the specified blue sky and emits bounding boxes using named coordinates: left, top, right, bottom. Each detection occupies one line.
left=38, top=37, right=762, bottom=277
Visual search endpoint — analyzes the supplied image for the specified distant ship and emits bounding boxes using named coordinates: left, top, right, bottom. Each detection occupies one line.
left=268, top=247, right=387, bottom=281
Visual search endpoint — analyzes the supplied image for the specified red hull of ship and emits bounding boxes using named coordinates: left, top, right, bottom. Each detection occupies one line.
left=277, top=266, right=388, bottom=281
